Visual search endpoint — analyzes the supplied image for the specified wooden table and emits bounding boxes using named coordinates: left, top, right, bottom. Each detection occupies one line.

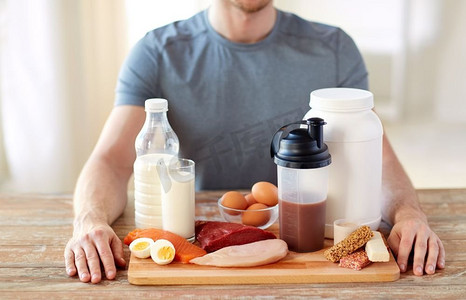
left=1, top=189, right=465, bottom=299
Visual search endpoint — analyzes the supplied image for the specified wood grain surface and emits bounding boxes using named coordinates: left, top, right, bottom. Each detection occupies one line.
left=0, top=189, right=465, bottom=299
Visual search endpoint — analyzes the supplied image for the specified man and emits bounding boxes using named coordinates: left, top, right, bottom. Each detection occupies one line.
left=65, top=0, right=444, bottom=283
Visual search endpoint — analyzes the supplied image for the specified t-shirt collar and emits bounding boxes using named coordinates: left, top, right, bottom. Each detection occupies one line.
left=203, top=8, right=281, bottom=51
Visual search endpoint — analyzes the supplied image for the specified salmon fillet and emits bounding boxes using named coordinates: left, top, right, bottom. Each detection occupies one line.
left=124, top=228, right=206, bottom=263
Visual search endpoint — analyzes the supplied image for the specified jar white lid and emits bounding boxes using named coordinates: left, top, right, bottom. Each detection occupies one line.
left=310, top=88, right=374, bottom=111
left=145, top=98, right=168, bottom=112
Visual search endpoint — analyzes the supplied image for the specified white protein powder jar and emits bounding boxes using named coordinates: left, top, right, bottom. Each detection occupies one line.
left=304, top=88, right=383, bottom=238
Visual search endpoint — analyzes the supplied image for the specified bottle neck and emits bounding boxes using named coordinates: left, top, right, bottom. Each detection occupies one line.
left=145, top=110, right=169, bottom=127
left=136, top=109, right=179, bottom=156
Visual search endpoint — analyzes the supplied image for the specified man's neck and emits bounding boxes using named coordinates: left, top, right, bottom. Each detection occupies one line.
left=208, top=1, right=277, bottom=44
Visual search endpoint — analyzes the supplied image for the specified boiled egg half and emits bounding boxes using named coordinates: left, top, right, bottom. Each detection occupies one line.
left=151, top=239, right=176, bottom=265
left=129, top=237, right=154, bottom=258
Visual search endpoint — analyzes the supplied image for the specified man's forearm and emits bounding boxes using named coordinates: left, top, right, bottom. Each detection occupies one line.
left=381, top=134, right=427, bottom=225
left=73, top=156, right=131, bottom=228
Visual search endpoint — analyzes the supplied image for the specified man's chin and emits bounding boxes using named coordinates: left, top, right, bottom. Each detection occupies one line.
left=229, top=0, right=272, bottom=14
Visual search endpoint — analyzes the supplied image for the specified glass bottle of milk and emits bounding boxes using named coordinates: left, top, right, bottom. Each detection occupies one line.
left=133, top=98, right=179, bottom=229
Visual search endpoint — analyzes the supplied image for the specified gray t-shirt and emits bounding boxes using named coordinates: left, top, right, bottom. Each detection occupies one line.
left=115, top=9, right=368, bottom=190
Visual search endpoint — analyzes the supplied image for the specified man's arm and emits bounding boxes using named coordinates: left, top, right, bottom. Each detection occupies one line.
left=382, top=134, right=445, bottom=275
left=64, top=105, right=145, bottom=283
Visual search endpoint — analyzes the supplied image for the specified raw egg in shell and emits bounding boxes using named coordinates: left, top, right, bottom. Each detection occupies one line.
left=220, top=191, right=248, bottom=215
left=241, top=203, right=271, bottom=227
left=251, top=181, right=278, bottom=206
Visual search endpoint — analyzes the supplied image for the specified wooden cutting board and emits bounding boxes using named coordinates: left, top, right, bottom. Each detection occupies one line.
left=127, top=226, right=400, bottom=285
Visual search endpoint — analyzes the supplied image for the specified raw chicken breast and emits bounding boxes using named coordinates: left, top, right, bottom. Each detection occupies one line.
left=189, top=239, right=288, bottom=267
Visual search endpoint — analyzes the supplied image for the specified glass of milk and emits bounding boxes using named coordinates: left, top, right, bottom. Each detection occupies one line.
left=160, top=158, right=195, bottom=242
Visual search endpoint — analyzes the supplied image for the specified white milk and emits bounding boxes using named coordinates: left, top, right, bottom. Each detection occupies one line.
left=161, top=171, right=195, bottom=241
left=133, top=153, right=175, bottom=228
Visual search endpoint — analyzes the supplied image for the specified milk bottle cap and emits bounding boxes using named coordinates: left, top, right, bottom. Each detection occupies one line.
left=145, top=98, right=168, bottom=112
left=271, top=118, right=331, bottom=169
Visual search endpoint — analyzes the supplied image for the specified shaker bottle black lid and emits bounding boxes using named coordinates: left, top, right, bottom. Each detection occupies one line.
left=271, top=118, right=331, bottom=169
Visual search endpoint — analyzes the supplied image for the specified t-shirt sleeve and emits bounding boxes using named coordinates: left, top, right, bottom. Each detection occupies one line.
left=336, top=29, right=369, bottom=90
left=114, top=33, right=162, bottom=106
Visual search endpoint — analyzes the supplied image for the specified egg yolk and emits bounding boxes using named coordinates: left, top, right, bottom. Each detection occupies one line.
left=157, top=246, right=175, bottom=260
left=133, top=241, right=150, bottom=251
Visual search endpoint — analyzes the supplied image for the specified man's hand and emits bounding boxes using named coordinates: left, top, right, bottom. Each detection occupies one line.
left=63, top=106, right=144, bottom=283
left=64, top=222, right=126, bottom=283
left=387, top=218, right=445, bottom=276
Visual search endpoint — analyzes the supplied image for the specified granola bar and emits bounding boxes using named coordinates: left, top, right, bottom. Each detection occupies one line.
left=324, top=225, right=373, bottom=262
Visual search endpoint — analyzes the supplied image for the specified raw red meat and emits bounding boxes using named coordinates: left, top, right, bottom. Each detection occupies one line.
left=195, top=221, right=277, bottom=252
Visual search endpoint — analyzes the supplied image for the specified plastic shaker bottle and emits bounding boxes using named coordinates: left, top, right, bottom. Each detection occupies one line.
left=271, top=118, right=332, bottom=252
